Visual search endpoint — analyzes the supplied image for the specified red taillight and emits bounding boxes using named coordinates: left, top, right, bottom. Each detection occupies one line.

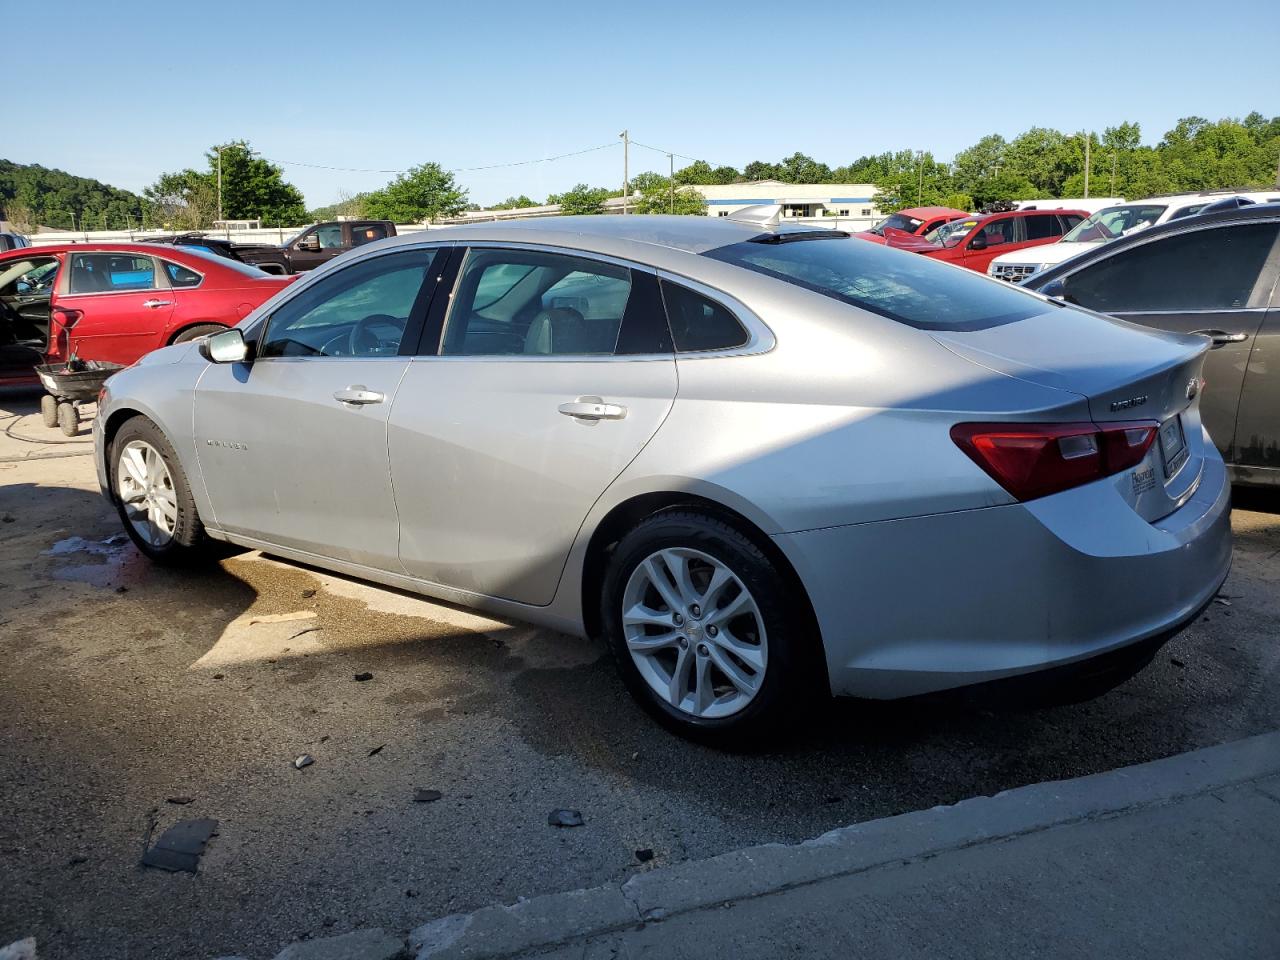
left=951, top=420, right=1158, bottom=501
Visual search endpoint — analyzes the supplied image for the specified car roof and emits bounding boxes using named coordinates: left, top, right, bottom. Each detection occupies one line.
left=1029, top=202, right=1280, bottom=285
left=896, top=206, right=969, bottom=218
left=377, top=215, right=827, bottom=257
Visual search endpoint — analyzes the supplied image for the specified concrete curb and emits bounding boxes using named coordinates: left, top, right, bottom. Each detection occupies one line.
left=403, top=730, right=1280, bottom=960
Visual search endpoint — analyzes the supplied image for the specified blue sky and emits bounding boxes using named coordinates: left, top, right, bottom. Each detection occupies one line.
left=10, top=0, right=1278, bottom=208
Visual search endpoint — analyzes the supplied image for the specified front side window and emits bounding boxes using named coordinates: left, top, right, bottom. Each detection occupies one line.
left=68, top=254, right=155, bottom=293
left=163, top=260, right=202, bottom=288
left=314, top=225, right=344, bottom=249
left=972, top=218, right=1015, bottom=248
left=660, top=280, right=748, bottom=351
left=0, top=257, right=58, bottom=296
left=352, top=224, right=389, bottom=246
left=442, top=249, right=633, bottom=356
left=704, top=235, right=1047, bottom=331
left=259, top=249, right=436, bottom=358
left=1063, top=222, right=1280, bottom=313
left=1063, top=205, right=1168, bottom=243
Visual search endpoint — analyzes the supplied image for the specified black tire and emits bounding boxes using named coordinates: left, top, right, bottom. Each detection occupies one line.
left=40, top=394, right=58, bottom=428
left=109, top=415, right=211, bottom=565
left=171, top=323, right=225, bottom=344
left=57, top=402, right=78, bottom=437
left=600, top=509, right=820, bottom=745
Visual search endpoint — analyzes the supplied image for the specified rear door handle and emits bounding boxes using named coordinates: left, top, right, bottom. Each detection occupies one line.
left=142, top=299, right=173, bottom=309
left=558, top=396, right=627, bottom=421
left=1191, top=329, right=1248, bottom=348
left=333, top=385, right=385, bottom=405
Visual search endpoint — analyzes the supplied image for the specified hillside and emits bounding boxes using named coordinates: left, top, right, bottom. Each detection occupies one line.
left=0, top=159, right=145, bottom=232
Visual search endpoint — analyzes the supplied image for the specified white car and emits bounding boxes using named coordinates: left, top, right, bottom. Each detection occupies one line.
left=988, top=190, right=1280, bottom=281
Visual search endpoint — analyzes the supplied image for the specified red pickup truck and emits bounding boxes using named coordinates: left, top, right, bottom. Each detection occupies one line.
left=889, top=208, right=1088, bottom=273
left=857, top=206, right=971, bottom=245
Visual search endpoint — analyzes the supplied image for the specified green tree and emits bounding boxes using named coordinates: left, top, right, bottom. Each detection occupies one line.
left=629, top=172, right=706, bottom=214
left=0, top=158, right=145, bottom=231
left=547, top=183, right=612, bottom=215
left=487, top=195, right=539, bottom=210
left=361, top=162, right=468, bottom=223
left=211, top=142, right=306, bottom=225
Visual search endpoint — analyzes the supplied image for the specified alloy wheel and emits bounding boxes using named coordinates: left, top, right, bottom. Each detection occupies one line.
left=621, top=547, right=768, bottom=719
left=117, top=440, right=178, bottom=547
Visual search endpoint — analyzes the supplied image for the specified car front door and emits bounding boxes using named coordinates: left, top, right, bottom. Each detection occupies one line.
left=289, top=224, right=345, bottom=272
left=55, top=252, right=174, bottom=364
left=389, top=245, right=678, bottom=605
left=193, top=246, right=445, bottom=569
left=0, top=254, right=59, bottom=380
left=962, top=217, right=1019, bottom=271
left=1057, top=219, right=1280, bottom=461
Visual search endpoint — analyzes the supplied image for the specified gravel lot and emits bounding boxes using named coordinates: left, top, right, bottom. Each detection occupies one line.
left=2, top=395, right=1278, bottom=959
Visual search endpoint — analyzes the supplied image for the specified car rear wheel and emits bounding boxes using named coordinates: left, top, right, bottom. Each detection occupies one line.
left=110, top=416, right=210, bottom=564
left=171, top=324, right=225, bottom=345
left=601, top=509, right=817, bottom=743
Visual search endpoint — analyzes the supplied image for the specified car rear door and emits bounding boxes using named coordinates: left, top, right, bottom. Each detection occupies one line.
left=193, top=246, right=445, bottom=569
left=1232, top=273, right=1280, bottom=476
left=389, top=245, right=677, bottom=606
left=56, top=252, right=174, bottom=364
left=1055, top=219, right=1280, bottom=461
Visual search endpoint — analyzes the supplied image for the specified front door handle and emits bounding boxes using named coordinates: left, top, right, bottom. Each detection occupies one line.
left=142, top=299, right=173, bottom=309
left=1191, top=329, right=1249, bottom=348
left=558, top=396, right=627, bottom=421
left=333, top=385, right=385, bottom=405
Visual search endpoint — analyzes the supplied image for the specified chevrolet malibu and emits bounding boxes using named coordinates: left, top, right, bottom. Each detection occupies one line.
left=93, top=215, right=1231, bottom=741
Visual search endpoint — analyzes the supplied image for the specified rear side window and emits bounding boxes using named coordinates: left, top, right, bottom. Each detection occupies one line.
left=163, top=260, right=202, bottom=288
left=69, top=254, right=155, bottom=293
left=352, top=224, right=389, bottom=246
left=1024, top=214, right=1062, bottom=241
left=660, top=280, right=748, bottom=351
left=1063, top=222, right=1280, bottom=312
left=703, top=236, right=1045, bottom=331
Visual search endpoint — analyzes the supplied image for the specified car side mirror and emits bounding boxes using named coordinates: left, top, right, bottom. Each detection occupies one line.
left=968, top=236, right=987, bottom=251
left=1039, top=277, right=1067, bottom=300
left=201, top=327, right=250, bottom=364
left=297, top=235, right=320, bottom=252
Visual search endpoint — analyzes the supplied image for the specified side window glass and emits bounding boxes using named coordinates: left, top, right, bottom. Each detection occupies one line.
left=1066, top=223, right=1280, bottom=312
left=1025, top=214, right=1059, bottom=241
left=442, top=250, right=632, bottom=356
left=316, top=225, right=344, bottom=249
left=163, top=261, right=202, bottom=288
left=660, top=280, right=749, bottom=352
left=973, top=220, right=1012, bottom=248
left=351, top=224, right=389, bottom=247
left=259, top=249, right=436, bottom=358
left=69, top=254, right=155, bottom=293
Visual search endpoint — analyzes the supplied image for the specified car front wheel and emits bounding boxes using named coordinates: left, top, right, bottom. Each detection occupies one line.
left=601, top=509, right=817, bottom=743
left=110, top=416, right=209, bottom=564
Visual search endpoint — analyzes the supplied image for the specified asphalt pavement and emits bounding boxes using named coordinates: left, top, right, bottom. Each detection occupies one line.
left=2, top=393, right=1279, bottom=959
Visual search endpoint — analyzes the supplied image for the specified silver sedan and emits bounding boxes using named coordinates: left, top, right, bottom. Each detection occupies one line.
left=94, top=214, right=1232, bottom=742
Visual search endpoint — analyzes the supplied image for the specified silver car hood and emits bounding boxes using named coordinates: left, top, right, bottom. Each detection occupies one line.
left=930, top=308, right=1208, bottom=426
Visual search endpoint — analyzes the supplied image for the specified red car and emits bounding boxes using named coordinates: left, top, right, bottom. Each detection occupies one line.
left=888, top=208, right=1088, bottom=273
left=857, top=206, right=972, bottom=245
left=0, top=243, right=293, bottom=383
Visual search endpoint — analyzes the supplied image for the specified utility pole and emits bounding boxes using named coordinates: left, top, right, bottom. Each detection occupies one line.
left=619, top=130, right=630, bottom=214
left=1110, top=151, right=1117, bottom=197
left=917, top=151, right=924, bottom=205
left=1083, top=132, right=1091, bottom=199
left=668, top=153, right=674, bottom=214
left=216, top=145, right=224, bottom=223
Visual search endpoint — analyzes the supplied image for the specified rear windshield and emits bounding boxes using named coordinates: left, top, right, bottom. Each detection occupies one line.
left=703, top=235, right=1046, bottom=331
left=170, top=244, right=277, bottom=279
left=873, top=213, right=924, bottom=235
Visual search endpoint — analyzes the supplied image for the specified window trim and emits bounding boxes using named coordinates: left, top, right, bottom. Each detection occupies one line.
left=1053, top=218, right=1280, bottom=314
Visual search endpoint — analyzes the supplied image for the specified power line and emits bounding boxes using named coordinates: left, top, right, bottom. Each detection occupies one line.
left=257, top=141, right=621, bottom=177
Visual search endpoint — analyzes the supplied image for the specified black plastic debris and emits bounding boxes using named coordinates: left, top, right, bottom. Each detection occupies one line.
left=141, top=818, right=218, bottom=873
left=368, top=744, right=385, bottom=757
left=354, top=672, right=374, bottom=682
left=548, top=809, right=584, bottom=828
left=166, top=796, right=196, bottom=805
left=302, top=589, right=317, bottom=598
left=635, top=848, right=654, bottom=863
left=413, top=789, right=442, bottom=803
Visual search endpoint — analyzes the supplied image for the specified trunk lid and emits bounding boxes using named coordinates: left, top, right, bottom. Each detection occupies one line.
left=932, top=306, right=1210, bottom=522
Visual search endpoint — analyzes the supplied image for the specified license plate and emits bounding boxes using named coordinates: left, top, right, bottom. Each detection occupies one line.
left=1159, top=415, right=1188, bottom=478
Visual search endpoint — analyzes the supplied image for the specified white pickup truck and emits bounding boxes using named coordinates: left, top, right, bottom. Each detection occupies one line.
left=987, top=190, right=1280, bottom=281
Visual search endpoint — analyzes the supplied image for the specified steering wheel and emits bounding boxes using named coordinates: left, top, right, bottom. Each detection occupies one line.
left=348, top=313, right=403, bottom=356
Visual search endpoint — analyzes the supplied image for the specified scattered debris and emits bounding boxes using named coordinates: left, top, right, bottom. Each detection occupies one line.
left=0, top=514, right=14, bottom=524
left=319, top=735, right=330, bottom=743
left=248, top=611, right=316, bottom=626
left=294, top=755, right=314, bottom=770
left=212, top=674, right=224, bottom=680
left=102, top=534, right=127, bottom=546
left=635, top=848, right=654, bottom=863
left=287, top=627, right=321, bottom=641
left=405, top=888, right=418, bottom=898
left=141, top=818, right=219, bottom=873
left=631, top=751, right=640, bottom=761
left=1213, top=597, right=1232, bottom=606
left=1171, top=657, right=1186, bottom=669
left=114, top=586, right=128, bottom=594
left=68, top=855, right=88, bottom=866
left=413, top=789, right=442, bottom=803
left=301, top=589, right=317, bottom=598
left=368, top=744, right=385, bottom=757
left=166, top=796, right=196, bottom=805
left=547, top=808, right=584, bottom=828
left=354, top=672, right=374, bottom=682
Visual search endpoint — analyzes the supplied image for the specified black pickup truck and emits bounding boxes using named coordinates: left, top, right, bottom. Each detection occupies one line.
left=233, top=220, right=396, bottom=275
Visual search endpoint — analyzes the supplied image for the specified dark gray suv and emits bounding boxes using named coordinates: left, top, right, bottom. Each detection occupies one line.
left=1026, top=203, right=1280, bottom=488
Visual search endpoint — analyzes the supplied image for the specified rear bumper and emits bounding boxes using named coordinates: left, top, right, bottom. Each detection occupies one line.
left=774, top=449, right=1232, bottom=699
